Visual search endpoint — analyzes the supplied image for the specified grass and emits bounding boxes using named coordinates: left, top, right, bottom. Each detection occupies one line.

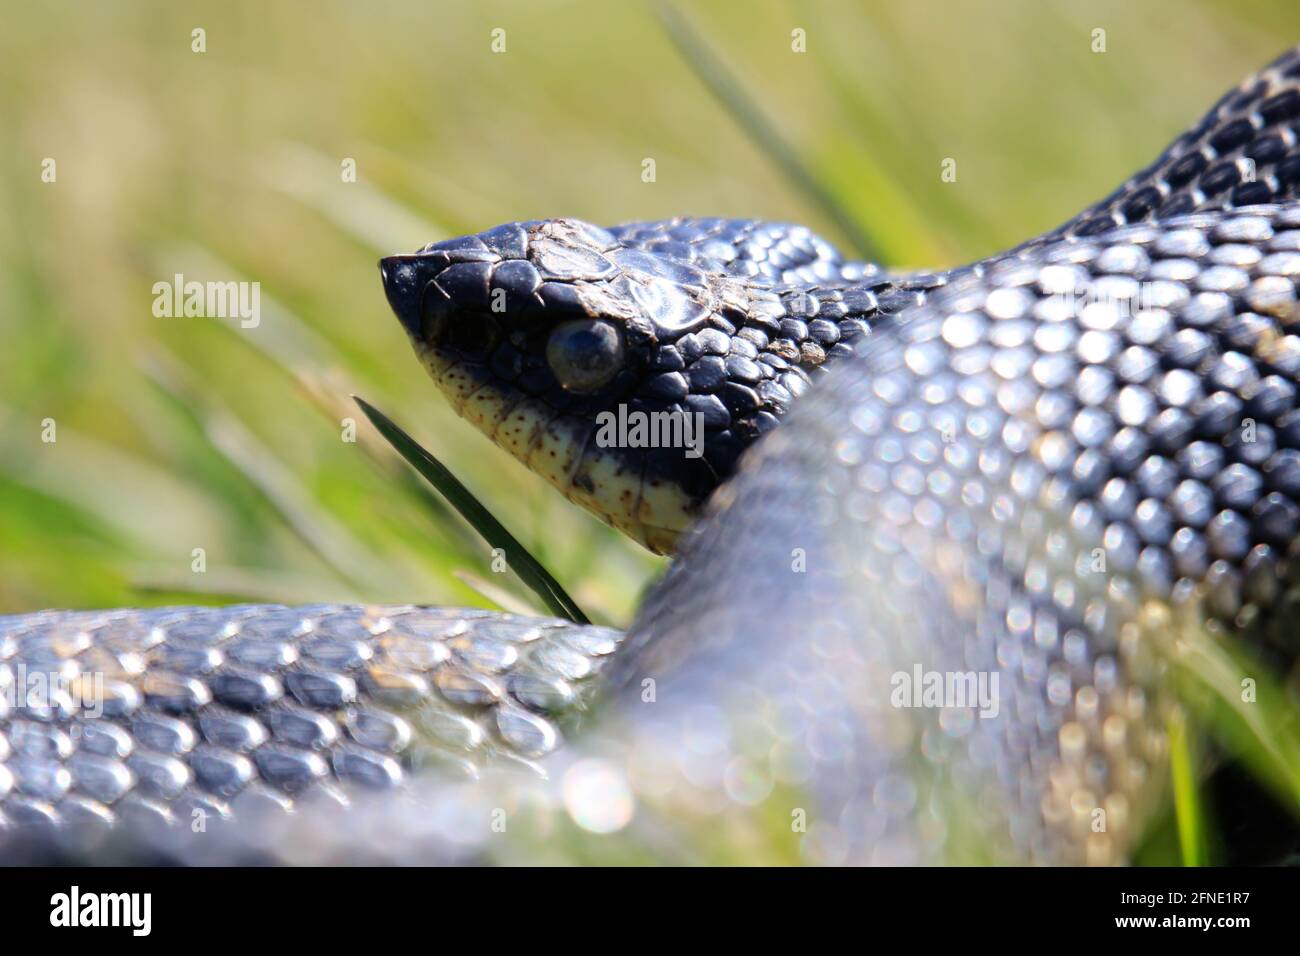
left=1167, top=708, right=1207, bottom=867
left=1, top=0, right=1299, bottom=863
left=353, top=396, right=589, bottom=623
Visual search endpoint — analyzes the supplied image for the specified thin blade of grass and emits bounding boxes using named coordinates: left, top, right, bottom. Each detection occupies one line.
left=1166, top=709, right=1207, bottom=866
left=654, top=1, right=885, bottom=263
left=1170, top=621, right=1300, bottom=819
left=354, top=395, right=589, bottom=624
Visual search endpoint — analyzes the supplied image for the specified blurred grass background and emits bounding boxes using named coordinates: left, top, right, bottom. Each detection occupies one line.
left=2, top=0, right=1300, bottom=629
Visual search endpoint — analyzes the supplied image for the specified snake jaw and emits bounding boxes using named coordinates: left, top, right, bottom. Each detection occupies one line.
left=407, top=332, right=699, bottom=554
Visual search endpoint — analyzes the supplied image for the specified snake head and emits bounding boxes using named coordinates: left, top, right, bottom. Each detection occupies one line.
left=379, top=217, right=804, bottom=554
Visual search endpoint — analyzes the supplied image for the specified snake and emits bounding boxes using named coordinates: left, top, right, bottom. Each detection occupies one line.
left=5, top=46, right=1300, bottom=865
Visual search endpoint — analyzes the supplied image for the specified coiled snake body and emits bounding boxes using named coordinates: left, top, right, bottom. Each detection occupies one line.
left=7, top=48, right=1300, bottom=865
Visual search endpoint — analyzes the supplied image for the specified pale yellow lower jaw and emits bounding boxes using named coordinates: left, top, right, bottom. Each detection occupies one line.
left=416, top=345, right=693, bottom=555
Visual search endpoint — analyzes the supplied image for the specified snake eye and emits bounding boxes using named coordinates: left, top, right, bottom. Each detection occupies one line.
left=546, top=319, right=625, bottom=392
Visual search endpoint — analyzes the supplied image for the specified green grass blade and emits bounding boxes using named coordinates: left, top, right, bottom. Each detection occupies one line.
left=1166, top=709, right=1206, bottom=866
left=354, top=396, right=589, bottom=624
left=1169, top=618, right=1300, bottom=820
left=654, top=1, right=886, bottom=263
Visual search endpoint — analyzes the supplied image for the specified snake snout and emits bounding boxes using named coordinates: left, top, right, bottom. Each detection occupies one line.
left=379, top=254, right=435, bottom=338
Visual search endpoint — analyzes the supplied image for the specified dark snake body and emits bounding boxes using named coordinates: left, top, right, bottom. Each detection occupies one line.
left=6, top=48, right=1300, bottom=864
